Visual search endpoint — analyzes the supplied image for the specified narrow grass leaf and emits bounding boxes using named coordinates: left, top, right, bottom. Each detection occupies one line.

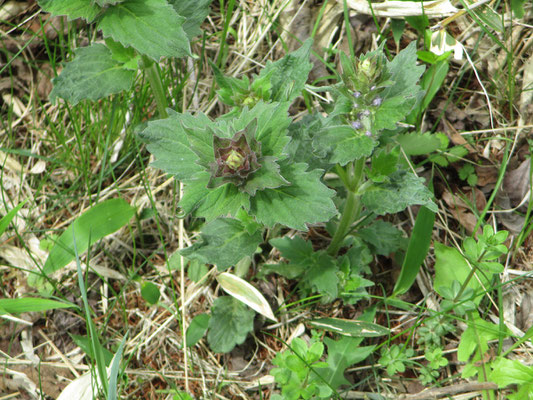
left=107, top=332, right=128, bottom=400
left=310, top=317, right=389, bottom=337
left=0, top=298, right=76, bottom=314
left=393, top=205, right=435, bottom=296
left=217, top=272, right=277, bottom=322
left=0, top=199, right=27, bottom=236
left=43, top=198, right=135, bottom=277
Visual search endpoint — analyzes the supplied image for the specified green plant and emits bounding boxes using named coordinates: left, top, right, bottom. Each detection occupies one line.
left=140, top=40, right=439, bottom=353
left=270, top=337, right=332, bottom=400
left=379, top=344, right=414, bottom=376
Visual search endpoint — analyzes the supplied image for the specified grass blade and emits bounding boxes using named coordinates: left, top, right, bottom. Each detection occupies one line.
left=393, top=205, right=435, bottom=296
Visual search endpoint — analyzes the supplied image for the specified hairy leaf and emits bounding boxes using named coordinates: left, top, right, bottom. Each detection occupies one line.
left=38, top=0, right=100, bottom=21
left=321, top=337, right=374, bottom=388
left=316, top=125, right=376, bottom=165
left=250, top=163, right=336, bottom=230
left=180, top=218, right=262, bottom=270
left=50, top=44, right=135, bottom=105
left=207, top=296, right=254, bottom=353
left=169, top=0, right=212, bottom=39
left=359, top=220, right=405, bottom=255
left=99, top=0, right=191, bottom=60
left=259, top=38, right=313, bottom=102
left=362, top=170, right=437, bottom=215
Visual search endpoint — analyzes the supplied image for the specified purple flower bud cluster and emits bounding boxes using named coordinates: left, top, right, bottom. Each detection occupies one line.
left=351, top=121, right=362, bottom=130
left=371, top=96, right=382, bottom=107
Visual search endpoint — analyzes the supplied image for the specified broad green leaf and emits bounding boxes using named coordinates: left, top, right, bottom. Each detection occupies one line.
left=250, top=163, right=337, bottom=230
left=0, top=200, right=27, bottom=237
left=180, top=218, right=262, bottom=270
left=397, top=132, right=448, bottom=156
left=207, top=296, right=255, bottom=353
left=306, top=253, right=338, bottom=301
left=393, top=206, right=435, bottom=296
left=105, top=38, right=139, bottom=70
left=140, top=112, right=210, bottom=181
left=0, top=298, right=76, bottom=314
left=322, top=337, right=374, bottom=388
left=433, top=243, right=490, bottom=305
left=241, top=156, right=289, bottom=196
left=391, top=19, right=405, bottom=46
left=99, top=0, right=191, bottom=60
left=383, top=42, right=425, bottom=100
left=50, top=44, right=135, bottom=105
left=374, top=95, right=419, bottom=131
left=41, top=198, right=135, bottom=278
left=491, top=357, right=533, bottom=387
left=140, top=281, right=160, bottom=304
left=317, top=125, right=376, bottom=165
left=259, top=38, right=313, bottom=102
left=285, top=113, right=330, bottom=171
left=186, top=313, right=210, bottom=347
left=217, top=272, right=277, bottom=322
left=169, top=0, right=212, bottom=39
left=457, top=312, right=504, bottom=362
left=362, top=170, right=437, bottom=215
left=359, top=220, right=405, bottom=256
left=184, top=179, right=251, bottom=221
left=472, top=5, right=504, bottom=32
left=367, top=147, right=400, bottom=183
left=310, top=317, right=389, bottom=337
left=269, top=235, right=313, bottom=264
left=38, top=0, right=100, bottom=21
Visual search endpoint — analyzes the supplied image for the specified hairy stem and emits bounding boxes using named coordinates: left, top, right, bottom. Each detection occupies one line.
left=327, top=158, right=366, bottom=256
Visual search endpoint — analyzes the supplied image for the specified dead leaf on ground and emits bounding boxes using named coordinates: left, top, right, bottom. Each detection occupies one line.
left=442, top=187, right=486, bottom=234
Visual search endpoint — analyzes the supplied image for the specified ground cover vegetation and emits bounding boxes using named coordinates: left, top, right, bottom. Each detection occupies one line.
left=0, top=0, right=532, bottom=399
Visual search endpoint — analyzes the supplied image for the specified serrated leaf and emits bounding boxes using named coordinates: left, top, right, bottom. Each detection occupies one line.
left=250, top=163, right=337, bottom=230
left=169, top=0, right=212, bottom=39
left=317, top=125, right=376, bottom=165
left=306, top=253, right=338, bottom=301
left=183, top=177, right=251, bottom=221
left=180, top=218, right=262, bottom=270
left=99, top=0, right=191, bottom=60
left=207, top=296, right=255, bottom=353
left=217, top=272, right=277, bottom=322
left=270, top=236, right=313, bottom=265
left=139, top=113, right=210, bottom=181
left=259, top=38, right=313, bottom=102
left=359, top=220, right=405, bottom=256
left=310, top=317, right=389, bottom=337
left=374, top=95, right=419, bottom=131
left=40, top=198, right=135, bottom=279
left=38, top=0, right=100, bottom=21
left=186, top=313, right=210, bottom=347
left=383, top=42, right=425, bottom=100
left=105, top=38, right=139, bottom=70
left=362, top=170, right=437, bottom=215
left=50, top=44, right=135, bottom=105
left=285, top=113, right=330, bottom=170
left=242, top=156, right=289, bottom=196
left=322, top=336, right=374, bottom=388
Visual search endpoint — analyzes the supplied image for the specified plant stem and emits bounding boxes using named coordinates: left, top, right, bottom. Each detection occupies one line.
left=142, top=56, right=169, bottom=119
left=327, top=158, right=366, bottom=256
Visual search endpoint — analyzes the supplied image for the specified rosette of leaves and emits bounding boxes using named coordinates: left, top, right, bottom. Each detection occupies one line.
left=140, top=101, right=337, bottom=231
left=316, top=42, right=426, bottom=166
